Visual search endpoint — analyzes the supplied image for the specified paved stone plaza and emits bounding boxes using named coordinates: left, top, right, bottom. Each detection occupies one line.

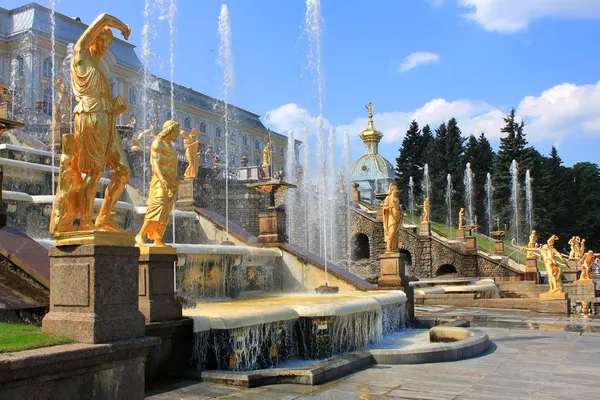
left=146, top=306, right=600, bottom=399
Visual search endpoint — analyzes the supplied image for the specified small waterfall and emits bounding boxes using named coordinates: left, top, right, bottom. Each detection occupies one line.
left=445, top=173, right=452, bottom=227
left=49, top=0, right=56, bottom=195
left=525, top=169, right=533, bottom=235
left=408, top=176, right=415, bottom=217
left=168, top=0, right=177, bottom=120
left=421, top=164, right=430, bottom=203
left=510, top=159, right=520, bottom=243
left=217, top=4, right=235, bottom=239
left=485, top=173, right=494, bottom=237
left=463, top=162, right=474, bottom=225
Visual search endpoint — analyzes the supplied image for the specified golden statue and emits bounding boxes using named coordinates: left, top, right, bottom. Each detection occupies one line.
left=262, top=141, right=271, bottom=167
left=382, top=183, right=402, bottom=253
left=547, top=234, right=559, bottom=248
left=70, top=13, right=131, bottom=232
left=421, top=197, right=430, bottom=223
left=130, top=125, right=155, bottom=152
left=526, top=230, right=538, bottom=258
left=49, top=134, right=83, bottom=234
left=182, top=128, right=199, bottom=179
left=136, top=121, right=180, bottom=247
left=366, top=102, right=375, bottom=115
left=458, top=208, right=464, bottom=230
left=127, top=117, right=136, bottom=128
left=578, top=250, right=599, bottom=282
left=578, top=239, right=586, bottom=259
left=568, top=236, right=580, bottom=259
left=521, top=242, right=567, bottom=294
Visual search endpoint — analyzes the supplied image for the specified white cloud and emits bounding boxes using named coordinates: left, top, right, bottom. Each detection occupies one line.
left=398, top=52, right=440, bottom=73
left=458, top=0, right=600, bottom=33
left=264, top=103, right=331, bottom=135
left=266, top=81, right=600, bottom=150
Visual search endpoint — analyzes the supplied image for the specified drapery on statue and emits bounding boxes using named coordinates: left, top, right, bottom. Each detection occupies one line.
left=568, top=236, right=581, bottom=259
left=526, top=230, right=538, bottom=258
left=262, top=141, right=271, bottom=167
left=382, top=183, right=403, bottom=253
left=521, top=239, right=567, bottom=294
left=181, top=128, right=199, bottom=179
left=578, top=250, right=600, bottom=282
left=49, top=134, right=83, bottom=234
left=68, top=13, right=131, bottom=233
left=421, top=197, right=430, bottom=223
left=136, top=121, right=180, bottom=248
left=458, top=208, right=464, bottom=230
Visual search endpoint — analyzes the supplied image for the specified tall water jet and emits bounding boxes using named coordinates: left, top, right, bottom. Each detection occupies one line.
left=342, top=130, right=352, bottom=267
left=445, top=173, right=452, bottom=227
left=217, top=3, right=235, bottom=239
left=327, top=126, right=336, bottom=262
left=9, top=59, right=18, bottom=118
left=49, top=0, right=56, bottom=196
left=168, top=0, right=176, bottom=120
left=463, top=162, right=474, bottom=225
left=485, top=173, right=493, bottom=237
left=525, top=169, right=533, bottom=235
left=140, top=0, right=154, bottom=199
left=301, top=126, right=313, bottom=252
left=408, top=176, right=415, bottom=217
left=421, top=164, right=430, bottom=203
left=285, top=129, right=298, bottom=244
left=510, top=159, right=520, bottom=243
left=61, top=44, right=75, bottom=134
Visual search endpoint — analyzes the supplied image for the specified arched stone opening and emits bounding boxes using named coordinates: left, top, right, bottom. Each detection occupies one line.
left=351, top=233, right=370, bottom=260
left=400, top=249, right=412, bottom=266
left=435, top=264, right=457, bottom=277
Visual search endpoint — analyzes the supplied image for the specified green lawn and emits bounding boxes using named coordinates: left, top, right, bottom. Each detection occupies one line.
left=0, top=322, right=73, bottom=353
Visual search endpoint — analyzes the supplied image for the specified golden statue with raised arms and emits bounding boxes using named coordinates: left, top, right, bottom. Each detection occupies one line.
left=521, top=241, right=567, bottom=294
left=382, top=183, right=402, bottom=253
left=136, top=121, right=181, bottom=248
left=421, top=197, right=430, bottom=223
left=70, top=13, right=131, bottom=232
left=182, top=128, right=199, bottom=179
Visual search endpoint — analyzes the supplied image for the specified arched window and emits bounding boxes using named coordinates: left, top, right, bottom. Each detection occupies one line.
left=351, top=233, right=370, bottom=260
left=200, top=122, right=206, bottom=133
left=128, top=86, right=137, bottom=105
left=42, top=87, right=52, bottom=114
left=42, top=57, right=52, bottom=78
left=255, top=140, right=260, bottom=150
left=243, top=136, right=248, bottom=146
left=184, top=117, right=191, bottom=129
left=216, top=127, right=222, bottom=138
left=15, top=56, right=24, bottom=77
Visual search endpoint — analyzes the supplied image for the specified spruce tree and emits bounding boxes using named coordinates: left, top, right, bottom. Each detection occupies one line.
left=569, top=162, right=600, bottom=250
left=395, top=120, right=423, bottom=210
left=464, top=133, right=495, bottom=233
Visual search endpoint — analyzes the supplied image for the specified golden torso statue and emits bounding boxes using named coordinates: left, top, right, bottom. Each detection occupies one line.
left=136, top=121, right=181, bottom=247
left=382, top=184, right=402, bottom=253
left=182, top=128, right=199, bottom=179
left=262, top=141, right=271, bottom=167
left=526, top=230, right=537, bottom=258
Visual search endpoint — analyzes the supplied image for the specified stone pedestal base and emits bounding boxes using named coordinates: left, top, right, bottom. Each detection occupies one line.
left=465, top=237, right=477, bottom=253
left=138, top=246, right=182, bottom=323
left=42, top=245, right=145, bottom=343
left=378, top=252, right=408, bottom=287
left=456, top=229, right=464, bottom=239
left=258, top=208, right=287, bottom=243
left=567, top=260, right=579, bottom=270
left=524, top=257, right=540, bottom=283
left=539, top=291, right=567, bottom=301
left=494, top=240, right=504, bottom=254
left=176, top=178, right=195, bottom=211
left=53, top=230, right=136, bottom=247
left=577, top=278, right=594, bottom=285
left=418, top=222, right=431, bottom=237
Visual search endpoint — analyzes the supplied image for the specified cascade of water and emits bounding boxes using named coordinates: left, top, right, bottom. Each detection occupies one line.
left=49, top=0, right=56, bottom=196
left=408, top=176, right=415, bottom=217
left=485, top=173, right=493, bottom=237
left=342, top=131, right=352, bottom=268
left=510, top=159, right=520, bottom=243
left=327, top=126, right=336, bottom=263
left=445, top=173, right=452, bottom=227
left=464, top=162, right=474, bottom=225
left=525, top=169, right=533, bottom=234
left=421, top=164, right=430, bottom=202
left=217, top=4, right=235, bottom=239
left=168, top=0, right=176, bottom=120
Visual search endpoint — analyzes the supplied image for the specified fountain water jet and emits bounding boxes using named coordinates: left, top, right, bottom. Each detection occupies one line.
left=408, top=176, right=415, bottom=217
left=168, top=0, right=176, bottom=120
left=49, top=0, right=56, bottom=195
left=510, top=159, right=520, bottom=244
left=525, top=169, right=533, bottom=235
left=342, top=130, right=352, bottom=267
left=485, top=173, right=494, bottom=237
left=445, top=173, right=452, bottom=227
left=463, top=162, right=474, bottom=225
left=140, top=0, right=154, bottom=199
left=421, top=164, right=430, bottom=203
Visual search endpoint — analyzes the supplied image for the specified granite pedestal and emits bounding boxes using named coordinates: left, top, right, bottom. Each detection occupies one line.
left=525, top=256, right=540, bottom=283
left=464, top=236, right=477, bottom=253
left=539, top=291, right=567, bottom=301
left=418, top=222, right=431, bottom=237
left=176, top=178, right=196, bottom=211
left=456, top=229, right=464, bottom=239
left=258, top=208, right=287, bottom=243
left=378, top=252, right=408, bottom=287
left=42, top=243, right=145, bottom=343
left=494, top=240, right=504, bottom=254
left=138, top=246, right=182, bottom=323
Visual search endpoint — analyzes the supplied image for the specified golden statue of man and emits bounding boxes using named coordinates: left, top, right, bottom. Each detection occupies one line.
left=568, top=236, right=579, bottom=259
left=136, top=121, right=180, bottom=248
left=421, top=197, right=430, bottom=223
left=182, top=128, right=199, bottom=179
left=382, top=183, right=402, bottom=253
left=578, top=239, right=586, bottom=259
left=578, top=250, right=599, bottom=282
left=526, top=230, right=538, bottom=258
left=458, top=208, right=464, bottom=230
left=521, top=242, right=566, bottom=294
left=262, top=141, right=271, bottom=167
left=71, top=13, right=131, bottom=232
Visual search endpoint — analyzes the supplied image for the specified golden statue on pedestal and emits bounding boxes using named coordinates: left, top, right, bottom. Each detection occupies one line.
left=421, top=197, right=430, bottom=223
left=130, top=125, right=155, bottom=152
left=578, top=250, right=599, bottom=282
left=521, top=240, right=567, bottom=295
left=382, top=183, right=402, bottom=253
left=181, top=128, right=199, bottom=179
left=458, top=208, right=464, bottom=230
left=262, top=141, right=271, bottom=167
left=568, top=236, right=581, bottom=259
left=578, top=239, right=586, bottom=259
left=526, top=230, right=538, bottom=258
left=63, top=13, right=131, bottom=233
left=136, top=120, right=180, bottom=248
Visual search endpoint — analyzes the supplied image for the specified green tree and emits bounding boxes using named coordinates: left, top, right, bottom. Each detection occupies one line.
left=569, top=162, right=600, bottom=250
left=395, top=120, right=426, bottom=212
left=463, top=133, right=495, bottom=234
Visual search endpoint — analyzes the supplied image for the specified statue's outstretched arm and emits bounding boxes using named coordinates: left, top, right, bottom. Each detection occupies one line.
left=76, top=13, right=130, bottom=52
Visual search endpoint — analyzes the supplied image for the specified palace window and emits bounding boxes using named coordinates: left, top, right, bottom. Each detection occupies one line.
left=15, top=56, right=24, bottom=77
left=243, top=136, right=248, bottom=146
left=280, top=147, right=285, bottom=157
left=255, top=140, right=260, bottom=150
left=110, top=81, right=116, bottom=96
left=42, top=57, right=52, bottom=78
left=42, top=87, right=52, bottom=115
left=255, top=157, right=260, bottom=166
left=200, top=122, right=206, bottom=133
left=216, top=127, right=222, bottom=138
left=184, top=117, right=191, bottom=129
left=128, top=86, right=137, bottom=105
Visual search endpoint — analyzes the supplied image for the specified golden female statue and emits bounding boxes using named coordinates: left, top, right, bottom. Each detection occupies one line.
left=382, top=183, right=402, bottom=253
left=521, top=242, right=567, bottom=294
left=262, top=141, right=271, bottom=167
left=136, top=121, right=180, bottom=247
left=71, top=13, right=131, bottom=232
left=526, top=230, right=538, bottom=258
left=578, top=239, right=586, bottom=259
left=49, top=134, right=83, bottom=234
left=421, top=197, right=430, bottom=223
left=182, top=128, right=199, bottom=179
left=458, top=208, right=464, bottom=230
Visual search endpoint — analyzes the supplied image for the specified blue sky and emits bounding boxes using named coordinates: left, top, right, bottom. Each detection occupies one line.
left=6, top=0, right=600, bottom=167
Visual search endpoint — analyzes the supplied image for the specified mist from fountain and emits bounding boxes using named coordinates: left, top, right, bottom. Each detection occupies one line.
left=140, top=0, right=154, bottom=199
left=510, top=159, right=520, bottom=243
left=49, top=0, right=56, bottom=196
left=342, top=131, right=352, bottom=267
left=301, top=126, right=313, bottom=252
left=422, top=164, right=430, bottom=203
left=525, top=169, right=533, bottom=235
left=445, top=173, right=452, bottom=227
left=327, top=126, right=336, bottom=263
left=285, top=129, right=300, bottom=245
left=217, top=3, right=235, bottom=239
left=408, top=176, right=415, bottom=217
left=9, top=59, right=18, bottom=118
left=61, top=44, right=74, bottom=134
left=464, top=162, right=474, bottom=225
left=485, top=173, right=493, bottom=237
